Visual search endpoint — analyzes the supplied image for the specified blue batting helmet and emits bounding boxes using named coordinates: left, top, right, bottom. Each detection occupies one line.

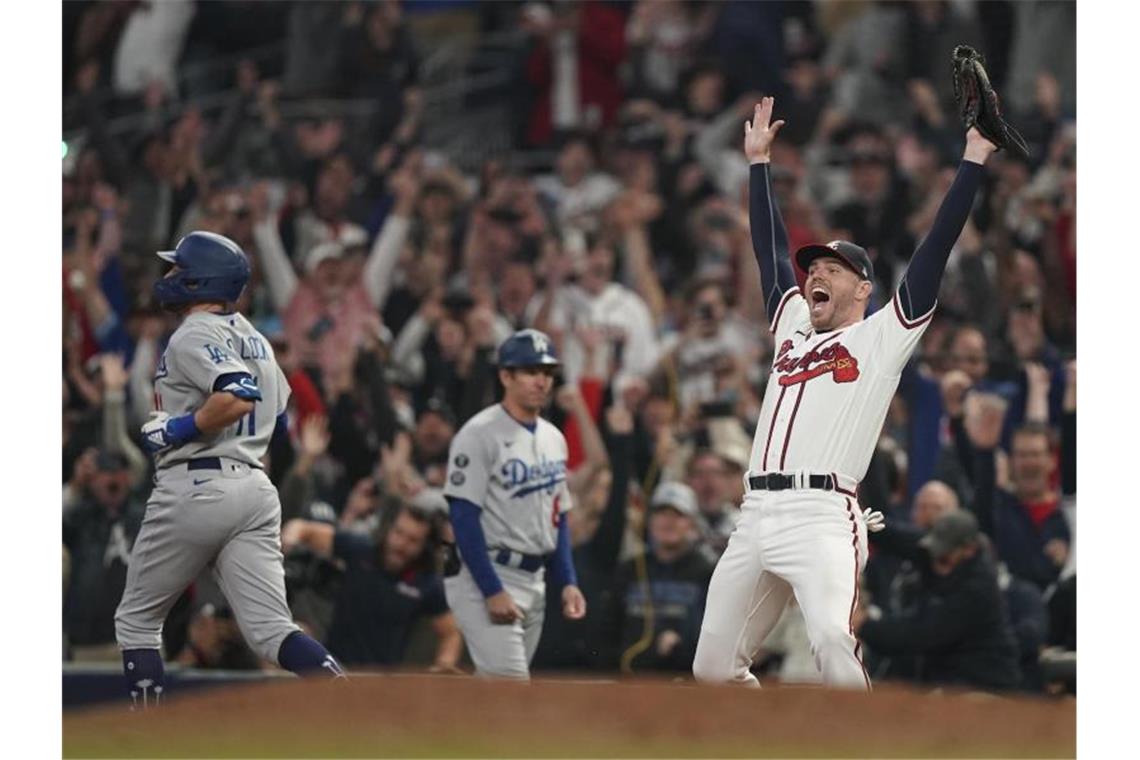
left=153, top=231, right=251, bottom=308
left=497, top=329, right=560, bottom=368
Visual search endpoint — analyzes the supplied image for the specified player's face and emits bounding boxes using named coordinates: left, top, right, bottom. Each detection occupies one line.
left=1011, top=431, right=1053, bottom=497
left=383, top=512, right=431, bottom=573
left=502, top=366, right=556, bottom=413
left=805, top=257, right=870, bottom=331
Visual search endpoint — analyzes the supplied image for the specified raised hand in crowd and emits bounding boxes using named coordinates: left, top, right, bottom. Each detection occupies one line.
left=1023, top=362, right=1052, bottom=424
left=964, top=392, right=1008, bottom=451
left=99, top=353, right=129, bottom=394
left=294, top=415, right=331, bottom=476
left=604, top=404, right=635, bottom=436
left=339, top=476, right=380, bottom=528
left=1043, top=538, right=1069, bottom=569
left=939, top=368, right=973, bottom=419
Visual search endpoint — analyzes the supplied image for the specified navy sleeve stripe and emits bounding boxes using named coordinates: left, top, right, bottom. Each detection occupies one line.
left=891, top=290, right=937, bottom=330
left=897, top=161, right=984, bottom=319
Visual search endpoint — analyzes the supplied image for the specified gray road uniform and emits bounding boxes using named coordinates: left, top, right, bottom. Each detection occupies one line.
left=115, top=311, right=301, bottom=662
left=443, top=405, right=572, bottom=678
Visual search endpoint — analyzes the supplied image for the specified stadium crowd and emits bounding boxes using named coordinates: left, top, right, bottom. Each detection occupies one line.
left=62, top=0, right=1076, bottom=695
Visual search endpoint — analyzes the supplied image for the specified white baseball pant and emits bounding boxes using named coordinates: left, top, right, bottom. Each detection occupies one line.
left=693, top=489, right=871, bottom=689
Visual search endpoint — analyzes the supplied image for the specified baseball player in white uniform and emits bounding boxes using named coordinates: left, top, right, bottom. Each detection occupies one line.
left=443, top=329, right=587, bottom=679
left=692, top=98, right=998, bottom=688
left=115, top=232, right=344, bottom=708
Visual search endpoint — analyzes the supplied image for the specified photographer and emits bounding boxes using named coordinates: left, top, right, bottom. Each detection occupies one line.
left=856, top=510, right=1021, bottom=692
left=281, top=499, right=462, bottom=671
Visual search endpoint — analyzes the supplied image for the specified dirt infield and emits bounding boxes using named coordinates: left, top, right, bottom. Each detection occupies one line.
left=63, top=673, right=1075, bottom=758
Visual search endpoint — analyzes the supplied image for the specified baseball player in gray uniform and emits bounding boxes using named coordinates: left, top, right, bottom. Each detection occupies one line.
left=443, top=329, right=587, bottom=679
left=115, top=231, right=344, bottom=709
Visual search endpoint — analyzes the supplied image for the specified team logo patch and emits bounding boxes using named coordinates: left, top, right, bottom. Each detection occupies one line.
left=454, top=454, right=470, bottom=469
left=774, top=341, right=860, bottom=386
left=450, top=471, right=466, bottom=486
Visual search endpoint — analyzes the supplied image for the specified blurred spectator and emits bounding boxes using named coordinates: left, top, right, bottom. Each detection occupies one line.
left=63, top=449, right=145, bottom=658
left=535, top=404, right=632, bottom=669
left=111, top=0, right=197, bottom=98
left=520, top=0, right=627, bottom=146
left=174, top=603, right=262, bottom=671
left=282, top=499, right=462, bottom=670
left=599, top=481, right=714, bottom=673
left=530, top=234, right=660, bottom=387
left=623, top=0, right=714, bottom=105
left=822, top=3, right=909, bottom=127
left=1004, top=1, right=1076, bottom=118
left=857, top=510, right=1021, bottom=692
left=956, top=395, right=1071, bottom=591
left=534, top=134, right=621, bottom=239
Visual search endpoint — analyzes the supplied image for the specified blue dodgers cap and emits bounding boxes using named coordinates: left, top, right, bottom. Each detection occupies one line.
left=497, top=329, right=560, bottom=368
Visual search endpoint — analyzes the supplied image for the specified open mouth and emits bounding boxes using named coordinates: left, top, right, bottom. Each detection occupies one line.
left=810, top=287, right=831, bottom=313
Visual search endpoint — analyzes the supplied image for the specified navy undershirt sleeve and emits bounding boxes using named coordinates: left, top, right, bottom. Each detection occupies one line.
left=897, top=161, right=985, bottom=320
left=447, top=496, right=504, bottom=598
left=749, top=163, right=799, bottom=323
left=213, top=371, right=262, bottom=401
left=546, top=512, right=578, bottom=589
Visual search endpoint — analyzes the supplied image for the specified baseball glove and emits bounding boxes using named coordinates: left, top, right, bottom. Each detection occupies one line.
left=952, top=44, right=1029, bottom=157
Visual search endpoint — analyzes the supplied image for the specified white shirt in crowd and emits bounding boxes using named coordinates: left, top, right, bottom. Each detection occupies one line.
left=527, top=282, right=660, bottom=386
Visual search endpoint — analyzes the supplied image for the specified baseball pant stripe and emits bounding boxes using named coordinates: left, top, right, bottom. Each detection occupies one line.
left=844, top=498, right=872, bottom=691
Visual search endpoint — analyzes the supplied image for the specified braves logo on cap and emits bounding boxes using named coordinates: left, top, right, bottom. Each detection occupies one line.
left=827, top=240, right=841, bottom=250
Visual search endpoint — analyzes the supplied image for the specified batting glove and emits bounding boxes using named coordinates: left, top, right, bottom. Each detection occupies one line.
left=862, top=508, right=886, bottom=533
left=141, top=412, right=200, bottom=454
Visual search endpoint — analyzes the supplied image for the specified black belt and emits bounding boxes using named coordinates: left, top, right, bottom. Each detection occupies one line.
left=187, top=457, right=222, bottom=471
left=493, top=549, right=548, bottom=573
left=748, top=473, right=836, bottom=492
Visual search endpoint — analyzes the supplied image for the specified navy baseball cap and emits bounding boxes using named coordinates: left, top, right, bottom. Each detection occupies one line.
left=794, top=240, right=874, bottom=283
left=497, top=329, right=560, bottom=368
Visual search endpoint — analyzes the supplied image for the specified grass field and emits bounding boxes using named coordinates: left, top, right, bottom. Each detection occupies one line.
left=63, top=673, right=1075, bottom=759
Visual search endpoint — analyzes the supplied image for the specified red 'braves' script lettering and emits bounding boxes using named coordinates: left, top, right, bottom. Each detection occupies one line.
left=774, top=342, right=861, bottom=386
left=777, top=340, right=794, bottom=358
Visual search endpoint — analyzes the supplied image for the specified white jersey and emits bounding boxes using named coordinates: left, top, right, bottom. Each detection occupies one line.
left=444, top=404, right=572, bottom=556
left=153, top=311, right=290, bottom=469
left=747, top=288, right=932, bottom=481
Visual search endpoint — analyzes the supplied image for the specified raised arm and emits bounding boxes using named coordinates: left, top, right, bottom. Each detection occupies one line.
left=744, top=98, right=798, bottom=325
left=362, top=166, right=417, bottom=310
left=895, top=129, right=996, bottom=321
